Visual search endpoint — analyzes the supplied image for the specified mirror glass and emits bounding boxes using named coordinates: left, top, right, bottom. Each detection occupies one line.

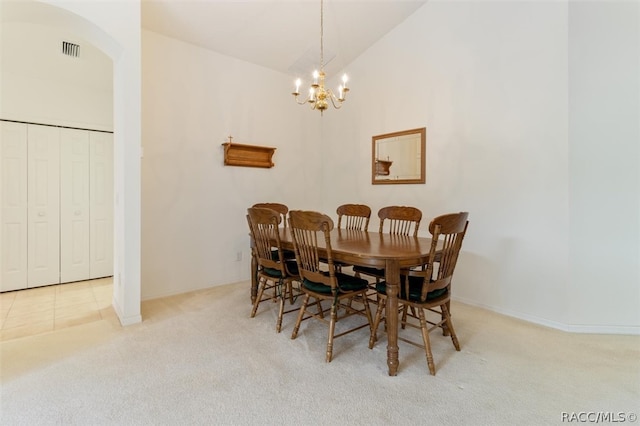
left=372, top=127, right=426, bottom=185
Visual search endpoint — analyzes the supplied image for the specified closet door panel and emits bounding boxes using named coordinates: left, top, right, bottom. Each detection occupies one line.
left=27, top=125, right=60, bottom=287
left=60, top=128, right=90, bottom=283
left=89, top=132, right=113, bottom=278
left=0, top=122, right=28, bottom=291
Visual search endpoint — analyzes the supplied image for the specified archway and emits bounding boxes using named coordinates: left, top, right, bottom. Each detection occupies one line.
left=1, top=0, right=141, bottom=324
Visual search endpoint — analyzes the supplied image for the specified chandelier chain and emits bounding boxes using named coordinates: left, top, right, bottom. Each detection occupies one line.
left=320, top=0, right=324, bottom=70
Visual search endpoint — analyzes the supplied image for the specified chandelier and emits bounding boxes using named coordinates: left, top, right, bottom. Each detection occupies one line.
left=291, top=0, right=349, bottom=115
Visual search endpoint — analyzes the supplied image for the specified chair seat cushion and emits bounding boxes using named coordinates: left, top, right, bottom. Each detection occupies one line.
left=264, top=260, right=298, bottom=278
left=303, top=272, right=369, bottom=294
left=263, top=267, right=284, bottom=278
left=353, top=265, right=385, bottom=277
left=376, top=275, right=448, bottom=302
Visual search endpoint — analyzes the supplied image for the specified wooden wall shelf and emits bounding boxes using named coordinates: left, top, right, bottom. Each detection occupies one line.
left=375, top=160, right=393, bottom=176
left=221, top=142, right=276, bottom=168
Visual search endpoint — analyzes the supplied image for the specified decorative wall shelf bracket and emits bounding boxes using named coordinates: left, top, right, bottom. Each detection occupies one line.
left=221, top=136, right=276, bottom=168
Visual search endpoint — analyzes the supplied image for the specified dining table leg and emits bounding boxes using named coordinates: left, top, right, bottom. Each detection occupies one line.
left=385, top=259, right=400, bottom=376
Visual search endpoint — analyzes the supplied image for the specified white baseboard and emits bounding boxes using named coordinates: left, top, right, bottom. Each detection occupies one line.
left=451, top=296, right=640, bottom=336
left=112, top=298, right=142, bottom=326
left=565, top=324, right=640, bottom=335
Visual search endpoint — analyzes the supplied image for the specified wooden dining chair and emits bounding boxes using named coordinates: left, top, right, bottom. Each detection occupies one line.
left=252, top=203, right=289, bottom=227
left=288, top=210, right=373, bottom=362
left=336, top=203, right=371, bottom=231
left=353, top=205, right=422, bottom=280
left=332, top=204, right=372, bottom=273
left=377, top=205, right=422, bottom=236
left=247, top=207, right=301, bottom=333
left=252, top=202, right=295, bottom=259
left=369, top=212, right=469, bottom=375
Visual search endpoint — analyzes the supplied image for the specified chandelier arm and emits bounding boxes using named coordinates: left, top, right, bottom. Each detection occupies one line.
left=327, top=90, right=344, bottom=109
left=293, top=96, right=310, bottom=105
left=329, top=96, right=343, bottom=109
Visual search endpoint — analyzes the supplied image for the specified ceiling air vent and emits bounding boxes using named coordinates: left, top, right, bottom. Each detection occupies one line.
left=62, top=41, right=80, bottom=58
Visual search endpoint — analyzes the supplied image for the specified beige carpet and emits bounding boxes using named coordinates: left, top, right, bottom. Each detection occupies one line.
left=1, top=281, right=638, bottom=425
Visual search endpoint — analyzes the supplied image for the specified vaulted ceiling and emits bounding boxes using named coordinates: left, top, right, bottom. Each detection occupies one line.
left=141, top=1, right=427, bottom=78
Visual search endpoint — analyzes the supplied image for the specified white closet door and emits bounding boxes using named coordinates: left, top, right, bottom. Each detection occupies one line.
left=60, top=128, right=90, bottom=283
left=27, top=125, right=60, bottom=287
left=89, top=131, right=113, bottom=278
left=0, top=122, right=28, bottom=291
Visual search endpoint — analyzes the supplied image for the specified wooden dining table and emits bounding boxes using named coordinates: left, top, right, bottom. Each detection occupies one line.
left=249, top=227, right=435, bottom=376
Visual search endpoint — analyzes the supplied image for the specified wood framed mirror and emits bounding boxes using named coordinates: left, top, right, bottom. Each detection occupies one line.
left=372, top=127, right=426, bottom=185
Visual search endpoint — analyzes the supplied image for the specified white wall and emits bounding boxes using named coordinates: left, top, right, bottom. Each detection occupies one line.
left=0, top=22, right=113, bottom=130
left=322, top=1, right=639, bottom=333
left=567, top=1, right=640, bottom=332
left=141, top=31, right=322, bottom=300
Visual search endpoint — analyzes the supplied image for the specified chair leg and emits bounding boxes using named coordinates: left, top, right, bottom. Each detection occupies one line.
left=362, top=293, right=373, bottom=331
left=316, top=297, right=325, bottom=319
left=441, top=300, right=452, bottom=335
left=276, top=290, right=285, bottom=333
left=442, top=304, right=460, bottom=351
left=417, top=307, right=436, bottom=375
left=369, top=298, right=385, bottom=349
left=250, top=278, right=267, bottom=318
left=287, top=281, right=295, bottom=305
left=291, top=294, right=310, bottom=339
left=401, top=305, right=408, bottom=329
left=326, top=301, right=338, bottom=362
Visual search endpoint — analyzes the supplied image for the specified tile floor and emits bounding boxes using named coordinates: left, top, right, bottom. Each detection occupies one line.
left=0, top=277, right=116, bottom=342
